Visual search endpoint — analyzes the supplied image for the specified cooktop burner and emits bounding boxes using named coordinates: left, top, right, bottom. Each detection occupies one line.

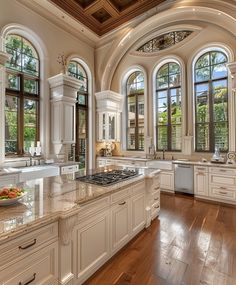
left=77, top=169, right=140, bottom=186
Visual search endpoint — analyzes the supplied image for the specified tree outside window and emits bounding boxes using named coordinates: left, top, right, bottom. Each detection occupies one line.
left=5, top=34, right=40, bottom=155
left=156, top=62, right=182, bottom=151
left=194, top=51, right=228, bottom=152
left=126, top=71, right=144, bottom=151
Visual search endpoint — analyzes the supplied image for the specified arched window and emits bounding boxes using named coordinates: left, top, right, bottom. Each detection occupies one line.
left=126, top=71, right=144, bottom=150
left=68, top=60, right=88, bottom=169
left=156, top=62, right=182, bottom=151
left=194, top=50, right=228, bottom=152
left=5, top=34, right=40, bottom=155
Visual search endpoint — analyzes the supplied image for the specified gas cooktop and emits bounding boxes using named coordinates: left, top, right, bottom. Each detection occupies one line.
left=76, top=169, right=140, bottom=186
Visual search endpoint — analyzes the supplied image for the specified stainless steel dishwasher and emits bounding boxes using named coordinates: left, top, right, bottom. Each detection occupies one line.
left=174, top=163, right=194, bottom=194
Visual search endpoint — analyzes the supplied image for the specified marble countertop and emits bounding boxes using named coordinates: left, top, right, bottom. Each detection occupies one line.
left=172, top=160, right=236, bottom=168
left=97, top=156, right=151, bottom=162
left=0, top=167, right=21, bottom=176
left=0, top=167, right=160, bottom=244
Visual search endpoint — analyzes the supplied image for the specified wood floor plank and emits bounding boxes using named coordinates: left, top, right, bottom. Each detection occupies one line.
left=83, top=194, right=236, bottom=285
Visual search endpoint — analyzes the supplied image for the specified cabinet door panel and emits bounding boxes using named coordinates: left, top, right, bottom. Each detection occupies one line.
left=111, top=200, right=130, bottom=253
left=160, top=172, right=174, bottom=191
left=75, top=211, right=110, bottom=283
left=131, top=194, right=145, bottom=236
left=194, top=172, right=209, bottom=196
left=0, top=242, right=58, bottom=285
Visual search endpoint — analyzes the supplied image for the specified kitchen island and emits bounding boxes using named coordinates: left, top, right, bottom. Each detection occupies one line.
left=0, top=166, right=160, bottom=285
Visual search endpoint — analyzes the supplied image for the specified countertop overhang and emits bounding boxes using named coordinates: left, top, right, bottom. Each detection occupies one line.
left=0, top=166, right=160, bottom=244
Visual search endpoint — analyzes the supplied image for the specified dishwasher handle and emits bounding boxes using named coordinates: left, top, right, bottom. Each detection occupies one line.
left=175, top=164, right=192, bottom=169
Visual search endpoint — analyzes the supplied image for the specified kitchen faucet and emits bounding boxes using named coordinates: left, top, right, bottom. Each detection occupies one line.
left=162, top=148, right=165, bottom=160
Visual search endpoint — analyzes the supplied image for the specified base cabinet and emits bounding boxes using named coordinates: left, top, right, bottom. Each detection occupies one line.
left=111, top=198, right=130, bottom=254
left=0, top=241, right=58, bottom=285
left=131, top=193, right=146, bottom=237
left=194, top=166, right=209, bottom=197
left=160, top=171, right=174, bottom=193
left=73, top=210, right=110, bottom=285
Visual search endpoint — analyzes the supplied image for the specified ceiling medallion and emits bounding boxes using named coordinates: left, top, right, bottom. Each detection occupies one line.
left=137, top=31, right=193, bottom=53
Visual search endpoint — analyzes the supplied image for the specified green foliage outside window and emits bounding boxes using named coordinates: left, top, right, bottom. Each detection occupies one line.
left=194, top=51, right=228, bottom=152
left=5, top=34, right=39, bottom=155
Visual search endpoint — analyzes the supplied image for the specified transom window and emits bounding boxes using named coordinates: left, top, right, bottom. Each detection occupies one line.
left=68, top=60, right=88, bottom=169
left=5, top=34, right=40, bottom=155
left=156, top=62, right=182, bottom=151
left=194, top=51, right=228, bottom=152
left=126, top=71, right=144, bottom=151
left=137, top=31, right=192, bottom=53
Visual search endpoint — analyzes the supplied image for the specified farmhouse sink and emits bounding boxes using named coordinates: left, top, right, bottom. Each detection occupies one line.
left=147, top=160, right=173, bottom=170
left=18, top=165, right=60, bottom=182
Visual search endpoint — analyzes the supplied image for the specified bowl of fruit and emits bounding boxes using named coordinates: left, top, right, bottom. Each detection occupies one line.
left=0, top=186, right=27, bottom=206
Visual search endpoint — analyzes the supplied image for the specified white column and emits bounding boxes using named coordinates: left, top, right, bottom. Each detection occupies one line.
left=48, top=74, right=81, bottom=159
left=227, top=62, right=236, bottom=151
left=0, top=52, right=10, bottom=165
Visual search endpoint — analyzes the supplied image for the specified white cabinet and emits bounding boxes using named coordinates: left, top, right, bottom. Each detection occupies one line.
left=194, top=166, right=209, bottom=197
left=130, top=193, right=145, bottom=236
left=95, top=90, right=123, bottom=142
left=97, top=112, right=120, bottom=142
left=51, top=100, right=75, bottom=144
left=0, top=242, right=58, bottom=285
left=73, top=210, right=110, bottom=285
left=160, top=171, right=174, bottom=193
left=208, top=167, right=236, bottom=203
left=111, top=198, right=130, bottom=253
left=0, top=173, right=19, bottom=186
left=0, top=222, right=58, bottom=285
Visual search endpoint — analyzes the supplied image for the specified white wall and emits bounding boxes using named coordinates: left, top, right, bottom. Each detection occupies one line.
left=0, top=0, right=95, bottom=164
left=94, top=1, right=236, bottom=159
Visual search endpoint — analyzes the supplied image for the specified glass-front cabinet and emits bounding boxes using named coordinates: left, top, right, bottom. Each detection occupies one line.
left=98, top=111, right=120, bottom=141
left=95, top=91, right=123, bottom=142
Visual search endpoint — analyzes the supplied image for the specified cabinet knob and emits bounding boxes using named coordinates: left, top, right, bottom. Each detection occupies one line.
left=118, top=201, right=126, bottom=205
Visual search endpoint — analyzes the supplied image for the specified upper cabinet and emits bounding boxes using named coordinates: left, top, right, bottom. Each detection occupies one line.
left=95, top=91, right=124, bottom=142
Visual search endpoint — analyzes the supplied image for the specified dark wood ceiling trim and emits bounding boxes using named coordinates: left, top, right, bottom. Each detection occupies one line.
left=49, top=0, right=167, bottom=36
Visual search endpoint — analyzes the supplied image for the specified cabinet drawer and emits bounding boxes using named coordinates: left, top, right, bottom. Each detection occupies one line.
left=209, top=167, right=236, bottom=176
left=61, top=164, right=78, bottom=174
left=151, top=202, right=160, bottom=216
left=194, top=166, right=208, bottom=172
left=209, top=174, right=236, bottom=187
left=131, top=181, right=145, bottom=196
left=0, top=241, right=58, bottom=285
left=151, top=190, right=160, bottom=203
left=0, top=222, right=58, bottom=266
left=78, top=196, right=110, bottom=220
left=111, top=188, right=130, bottom=204
left=209, top=186, right=236, bottom=201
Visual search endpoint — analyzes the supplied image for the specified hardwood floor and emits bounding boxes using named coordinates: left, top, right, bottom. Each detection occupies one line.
left=83, top=193, right=236, bottom=285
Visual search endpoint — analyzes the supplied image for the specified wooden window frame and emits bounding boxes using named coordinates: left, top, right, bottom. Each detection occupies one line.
left=156, top=62, right=181, bottom=152
left=194, top=51, right=228, bottom=153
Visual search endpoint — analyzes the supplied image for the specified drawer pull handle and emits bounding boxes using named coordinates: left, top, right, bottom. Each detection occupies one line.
left=154, top=187, right=159, bottom=190
left=118, top=201, right=126, bottom=205
left=219, top=191, right=227, bottom=195
left=220, top=187, right=226, bottom=190
left=154, top=206, right=160, bottom=209
left=220, top=169, right=227, bottom=172
left=19, top=239, right=36, bottom=250
left=19, top=273, right=36, bottom=285
left=197, top=168, right=205, bottom=171
left=154, top=198, right=159, bottom=200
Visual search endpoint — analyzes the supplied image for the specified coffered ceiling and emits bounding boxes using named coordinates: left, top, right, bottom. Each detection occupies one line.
left=49, top=0, right=167, bottom=36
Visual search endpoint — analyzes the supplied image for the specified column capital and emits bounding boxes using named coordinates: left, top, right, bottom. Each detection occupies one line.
left=0, top=51, right=10, bottom=67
